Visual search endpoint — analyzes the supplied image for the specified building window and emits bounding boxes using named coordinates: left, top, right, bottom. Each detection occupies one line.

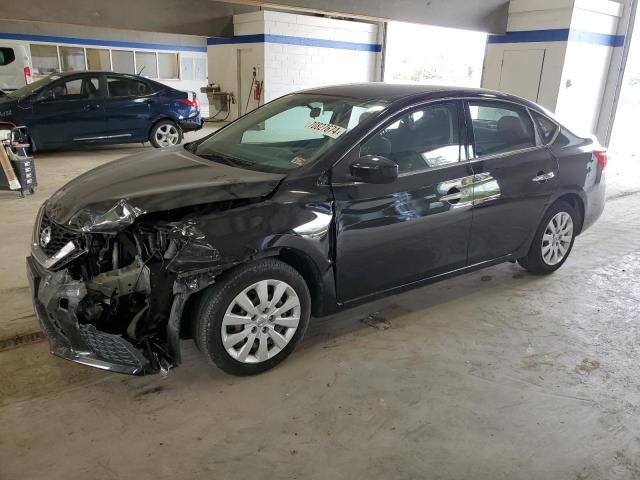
left=30, top=44, right=59, bottom=75
left=194, top=58, right=207, bottom=81
left=180, top=56, right=207, bottom=81
left=86, top=48, right=111, bottom=70
left=158, top=52, right=179, bottom=79
left=135, top=51, right=158, bottom=78
left=180, top=57, right=194, bottom=80
left=59, top=46, right=85, bottom=72
left=111, top=50, right=135, bottom=74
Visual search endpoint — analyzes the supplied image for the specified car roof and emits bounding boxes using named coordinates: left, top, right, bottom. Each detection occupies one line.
left=297, top=82, right=544, bottom=112
left=51, top=71, right=154, bottom=80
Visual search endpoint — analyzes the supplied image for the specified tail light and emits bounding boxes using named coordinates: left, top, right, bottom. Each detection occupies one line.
left=24, top=66, right=32, bottom=84
left=180, top=98, right=199, bottom=110
left=593, top=150, right=608, bottom=170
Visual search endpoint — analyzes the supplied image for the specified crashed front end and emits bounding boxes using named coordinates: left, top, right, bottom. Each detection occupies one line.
left=26, top=201, right=220, bottom=375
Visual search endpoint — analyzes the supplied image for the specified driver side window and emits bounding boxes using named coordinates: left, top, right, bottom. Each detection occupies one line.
left=40, top=76, right=100, bottom=101
left=361, top=103, right=464, bottom=175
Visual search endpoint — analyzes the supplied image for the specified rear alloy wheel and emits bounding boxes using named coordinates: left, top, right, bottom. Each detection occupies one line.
left=150, top=120, right=183, bottom=148
left=194, top=259, right=311, bottom=376
left=518, top=201, right=578, bottom=275
left=541, top=212, right=573, bottom=266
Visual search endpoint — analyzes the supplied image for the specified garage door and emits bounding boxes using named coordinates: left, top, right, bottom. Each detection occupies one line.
left=499, top=49, right=546, bottom=102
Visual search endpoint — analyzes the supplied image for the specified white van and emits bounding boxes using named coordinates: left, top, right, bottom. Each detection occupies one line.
left=0, top=45, right=32, bottom=93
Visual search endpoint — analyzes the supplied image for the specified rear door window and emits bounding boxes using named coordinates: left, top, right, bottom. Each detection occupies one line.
left=107, top=76, right=153, bottom=97
left=468, top=102, right=536, bottom=157
left=0, top=47, right=15, bottom=66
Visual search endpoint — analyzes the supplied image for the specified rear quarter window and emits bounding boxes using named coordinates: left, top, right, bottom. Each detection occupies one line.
left=0, top=47, right=16, bottom=66
left=531, top=110, right=559, bottom=145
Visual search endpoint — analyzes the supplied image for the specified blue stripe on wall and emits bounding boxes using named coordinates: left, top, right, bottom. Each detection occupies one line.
left=207, top=33, right=382, bottom=52
left=488, top=29, right=625, bottom=47
left=568, top=30, right=625, bottom=47
left=0, top=32, right=207, bottom=52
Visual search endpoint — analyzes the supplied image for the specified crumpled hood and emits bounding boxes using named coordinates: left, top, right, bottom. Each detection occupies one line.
left=46, top=146, right=285, bottom=231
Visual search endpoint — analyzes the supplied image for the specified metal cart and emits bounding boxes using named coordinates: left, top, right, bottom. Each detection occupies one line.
left=0, top=124, right=37, bottom=197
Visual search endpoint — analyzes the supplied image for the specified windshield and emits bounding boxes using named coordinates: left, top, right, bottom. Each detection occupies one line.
left=192, top=93, right=388, bottom=173
left=6, top=74, right=62, bottom=99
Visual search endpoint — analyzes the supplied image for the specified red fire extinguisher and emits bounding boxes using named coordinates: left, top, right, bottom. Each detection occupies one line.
left=254, top=80, right=262, bottom=101
left=245, top=67, right=263, bottom=114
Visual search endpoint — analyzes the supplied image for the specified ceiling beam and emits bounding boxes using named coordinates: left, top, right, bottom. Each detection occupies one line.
left=221, top=0, right=510, bottom=33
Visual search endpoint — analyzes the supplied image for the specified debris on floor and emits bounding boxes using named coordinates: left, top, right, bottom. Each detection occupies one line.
left=0, top=331, right=45, bottom=352
left=360, top=312, right=391, bottom=330
left=576, top=358, right=601, bottom=374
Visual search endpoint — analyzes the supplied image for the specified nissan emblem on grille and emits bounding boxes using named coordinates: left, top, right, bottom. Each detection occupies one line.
left=39, top=226, right=52, bottom=248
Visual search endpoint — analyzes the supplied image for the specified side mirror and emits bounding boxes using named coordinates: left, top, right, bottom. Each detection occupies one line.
left=350, top=155, right=398, bottom=184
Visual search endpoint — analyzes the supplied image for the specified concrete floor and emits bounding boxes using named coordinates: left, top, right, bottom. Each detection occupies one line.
left=1, top=138, right=640, bottom=479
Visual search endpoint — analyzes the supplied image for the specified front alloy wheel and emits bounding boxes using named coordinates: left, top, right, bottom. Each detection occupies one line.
left=221, top=280, right=301, bottom=363
left=194, top=259, right=311, bottom=376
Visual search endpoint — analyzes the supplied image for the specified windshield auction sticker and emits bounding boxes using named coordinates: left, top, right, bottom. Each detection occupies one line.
left=304, top=121, right=347, bottom=139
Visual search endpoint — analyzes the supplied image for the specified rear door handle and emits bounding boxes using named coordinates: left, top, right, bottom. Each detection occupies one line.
left=532, top=171, right=555, bottom=183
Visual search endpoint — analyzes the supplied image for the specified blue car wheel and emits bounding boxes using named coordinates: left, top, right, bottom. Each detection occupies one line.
left=150, top=120, right=183, bottom=148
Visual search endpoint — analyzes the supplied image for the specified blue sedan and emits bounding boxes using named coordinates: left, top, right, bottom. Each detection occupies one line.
left=0, top=71, right=202, bottom=150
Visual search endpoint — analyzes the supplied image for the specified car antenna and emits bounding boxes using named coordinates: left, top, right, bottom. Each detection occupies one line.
left=137, top=65, right=146, bottom=76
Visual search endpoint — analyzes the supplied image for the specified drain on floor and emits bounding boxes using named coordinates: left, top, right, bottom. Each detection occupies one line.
left=0, top=331, right=46, bottom=352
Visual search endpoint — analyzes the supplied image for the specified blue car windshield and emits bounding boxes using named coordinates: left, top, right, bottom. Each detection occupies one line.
left=192, top=93, right=388, bottom=173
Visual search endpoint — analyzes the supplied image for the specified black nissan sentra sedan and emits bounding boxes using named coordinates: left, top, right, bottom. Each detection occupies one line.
left=26, top=84, right=606, bottom=376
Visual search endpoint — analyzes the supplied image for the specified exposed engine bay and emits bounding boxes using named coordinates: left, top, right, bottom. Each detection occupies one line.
left=29, top=199, right=255, bottom=375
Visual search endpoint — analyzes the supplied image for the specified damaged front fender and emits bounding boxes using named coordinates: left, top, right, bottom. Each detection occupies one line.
left=164, top=220, right=222, bottom=273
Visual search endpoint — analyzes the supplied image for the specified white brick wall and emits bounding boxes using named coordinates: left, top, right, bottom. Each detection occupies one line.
left=259, top=11, right=381, bottom=102
left=207, top=10, right=382, bottom=119
left=264, top=42, right=379, bottom=101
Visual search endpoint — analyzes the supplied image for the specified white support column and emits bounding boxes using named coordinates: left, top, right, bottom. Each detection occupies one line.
left=482, top=0, right=627, bottom=144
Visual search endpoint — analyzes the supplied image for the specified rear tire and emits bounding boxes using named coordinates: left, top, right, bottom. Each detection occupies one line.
left=149, top=120, right=182, bottom=148
left=518, top=200, right=578, bottom=275
left=194, top=259, right=311, bottom=376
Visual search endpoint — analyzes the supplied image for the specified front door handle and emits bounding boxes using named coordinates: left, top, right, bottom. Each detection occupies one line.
left=441, top=188, right=464, bottom=203
left=84, top=104, right=102, bottom=111
left=532, top=171, right=556, bottom=183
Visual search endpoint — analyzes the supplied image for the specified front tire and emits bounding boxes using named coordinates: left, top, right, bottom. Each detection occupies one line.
left=194, top=259, right=311, bottom=376
left=149, top=120, right=183, bottom=148
left=518, top=200, right=578, bottom=275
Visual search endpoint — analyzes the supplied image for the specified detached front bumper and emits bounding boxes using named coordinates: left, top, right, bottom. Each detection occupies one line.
left=26, top=255, right=152, bottom=375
